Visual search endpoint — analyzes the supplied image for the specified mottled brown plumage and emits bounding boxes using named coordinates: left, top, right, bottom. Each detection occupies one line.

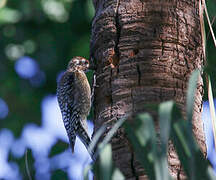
left=57, top=57, right=92, bottom=157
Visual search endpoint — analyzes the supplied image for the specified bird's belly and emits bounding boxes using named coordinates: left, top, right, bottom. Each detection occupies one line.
left=75, top=72, right=91, bottom=117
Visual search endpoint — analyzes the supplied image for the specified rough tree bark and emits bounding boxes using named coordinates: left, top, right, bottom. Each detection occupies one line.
left=90, top=0, right=206, bottom=179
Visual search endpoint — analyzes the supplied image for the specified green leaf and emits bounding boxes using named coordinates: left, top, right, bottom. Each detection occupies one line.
left=51, top=169, right=68, bottom=180
left=134, top=113, right=157, bottom=149
left=48, top=140, right=68, bottom=157
left=159, top=101, right=174, bottom=154
left=83, top=164, right=92, bottom=180
left=154, top=156, right=172, bottom=180
left=207, top=166, right=216, bottom=180
left=95, top=115, right=128, bottom=157
left=186, top=69, right=199, bottom=124
left=112, top=168, right=125, bottom=180
left=92, top=143, right=125, bottom=180
left=99, top=144, right=113, bottom=180
left=88, top=125, right=106, bottom=160
left=173, top=122, right=192, bottom=156
left=168, top=98, right=193, bottom=177
left=185, top=69, right=199, bottom=179
left=171, top=112, right=212, bottom=180
left=157, top=101, right=174, bottom=180
left=124, top=113, right=156, bottom=180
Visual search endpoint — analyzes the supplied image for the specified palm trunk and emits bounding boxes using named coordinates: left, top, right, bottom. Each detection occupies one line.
left=90, top=0, right=206, bottom=179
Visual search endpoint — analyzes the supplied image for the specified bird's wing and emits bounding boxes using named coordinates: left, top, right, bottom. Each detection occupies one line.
left=57, top=71, right=76, bottom=112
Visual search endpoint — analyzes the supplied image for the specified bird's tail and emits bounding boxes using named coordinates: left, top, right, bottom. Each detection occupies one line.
left=77, top=124, right=95, bottom=161
left=69, top=134, right=76, bottom=153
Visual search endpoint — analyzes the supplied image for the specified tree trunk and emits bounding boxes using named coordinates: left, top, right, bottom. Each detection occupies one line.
left=90, top=0, right=206, bottom=179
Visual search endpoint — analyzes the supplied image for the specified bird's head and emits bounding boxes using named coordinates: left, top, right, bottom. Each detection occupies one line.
left=67, top=57, right=89, bottom=72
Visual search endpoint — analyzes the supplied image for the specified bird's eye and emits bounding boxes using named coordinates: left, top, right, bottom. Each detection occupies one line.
left=81, top=59, right=86, bottom=63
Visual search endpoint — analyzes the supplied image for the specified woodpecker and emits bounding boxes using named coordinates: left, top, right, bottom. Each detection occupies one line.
left=57, top=56, right=93, bottom=158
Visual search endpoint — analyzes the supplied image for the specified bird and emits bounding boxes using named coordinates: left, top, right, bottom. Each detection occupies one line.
left=56, top=56, right=93, bottom=159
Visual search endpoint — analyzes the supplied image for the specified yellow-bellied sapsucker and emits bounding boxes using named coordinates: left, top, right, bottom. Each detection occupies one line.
left=57, top=57, right=93, bottom=158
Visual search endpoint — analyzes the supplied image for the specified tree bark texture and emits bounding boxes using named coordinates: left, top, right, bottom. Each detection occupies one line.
left=90, top=0, right=206, bottom=179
